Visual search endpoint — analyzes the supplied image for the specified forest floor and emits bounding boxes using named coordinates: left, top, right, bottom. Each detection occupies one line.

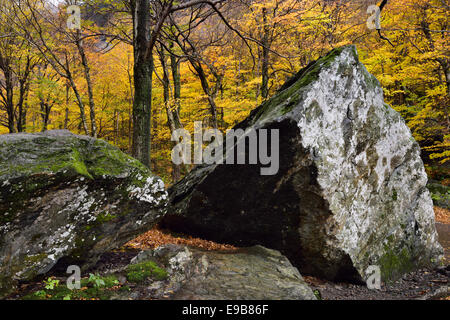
left=122, top=207, right=450, bottom=300
left=9, top=207, right=449, bottom=300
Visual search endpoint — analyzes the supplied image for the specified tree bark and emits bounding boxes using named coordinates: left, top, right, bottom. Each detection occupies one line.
left=16, top=56, right=33, bottom=132
left=68, top=75, right=89, bottom=135
left=76, top=33, right=97, bottom=138
left=64, top=83, right=70, bottom=129
left=261, top=7, right=270, bottom=100
left=188, top=57, right=219, bottom=128
left=0, top=54, right=16, bottom=133
left=5, top=71, right=15, bottom=133
left=170, top=42, right=182, bottom=117
left=159, top=44, right=183, bottom=182
left=131, top=0, right=154, bottom=168
left=40, top=100, right=51, bottom=132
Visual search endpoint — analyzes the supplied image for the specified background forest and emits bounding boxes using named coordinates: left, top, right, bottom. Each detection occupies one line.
left=0, top=0, right=448, bottom=185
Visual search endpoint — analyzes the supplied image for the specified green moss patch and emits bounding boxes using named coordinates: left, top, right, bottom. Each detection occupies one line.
left=379, top=246, right=414, bottom=282
left=126, top=260, right=168, bottom=283
left=87, top=140, right=148, bottom=178
left=0, top=134, right=150, bottom=184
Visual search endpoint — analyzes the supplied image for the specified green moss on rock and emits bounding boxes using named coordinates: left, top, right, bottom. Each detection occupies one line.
left=379, top=246, right=414, bottom=282
left=0, top=131, right=168, bottom=298
left=126, top=260, right=168, bottom=283
left=0, top=132, right=149, bottom=183
left=250, top=46, right=355, bottom=124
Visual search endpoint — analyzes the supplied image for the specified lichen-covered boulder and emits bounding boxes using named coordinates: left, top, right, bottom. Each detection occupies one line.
left=117, top=245, right=316, bottom=300
left=0, top=130, right=167, bottom=297
left=163, top=45, right=444, bottom=282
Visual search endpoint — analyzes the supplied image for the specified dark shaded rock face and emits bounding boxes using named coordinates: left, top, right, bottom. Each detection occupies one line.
left=117, top=245, right=316, bottom=300
left=163, top=46, right=444, bottom=282
left=0, top=130, right=167, bottom=297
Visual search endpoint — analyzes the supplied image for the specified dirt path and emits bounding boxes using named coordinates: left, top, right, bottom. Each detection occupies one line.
left=304, top=267, right=448, bottom=300
left=435, top=207, right=450, bottom=264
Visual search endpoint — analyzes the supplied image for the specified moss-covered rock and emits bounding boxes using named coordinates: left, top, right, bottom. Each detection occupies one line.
left=163, top=45, right=444, bottom=283
left=118, top=244, right=316, bottom=300
left=19, top=245, right=316, bottom=300
left=0, top=130, right=168, bottom=297
left=126, top=260, right=168, bottom=283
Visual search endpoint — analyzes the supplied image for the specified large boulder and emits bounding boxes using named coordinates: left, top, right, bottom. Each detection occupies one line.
left=118, top=244, right=316, bottom=300
left=0, top=130, right=167, bottom=297
left=163, top=45, right=444, bottom=282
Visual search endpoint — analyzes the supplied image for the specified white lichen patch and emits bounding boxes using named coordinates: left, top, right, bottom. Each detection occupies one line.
left=169, top=247, right=193, bottom=274
left=288, top=46, right=443, bottom=276
left=127, top=176, right=168, bottom=206
left=44, top=224, right=76, bottom=261
left=0, top=222, right=11, bottom=234
left=59, top=185, right=97, bottom=223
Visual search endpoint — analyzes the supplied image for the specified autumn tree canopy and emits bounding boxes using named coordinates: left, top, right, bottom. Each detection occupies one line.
left=0, top=0, right=448, bottom=183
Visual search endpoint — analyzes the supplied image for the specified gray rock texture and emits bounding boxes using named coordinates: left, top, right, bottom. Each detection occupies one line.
left=118, top=244, right=316, bottom=300
left=163, top=45, right=444, bottom=282
left=0, top=130, right=167, bottom=296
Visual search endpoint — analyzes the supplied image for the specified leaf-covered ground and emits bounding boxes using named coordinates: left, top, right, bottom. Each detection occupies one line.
left=6, top=207, right=448, bottom=300
left=125, top=226, right=238, bottom=252
left=304, top=267, right=449, bottom=300
left=435, top=207, right=450, bottom=224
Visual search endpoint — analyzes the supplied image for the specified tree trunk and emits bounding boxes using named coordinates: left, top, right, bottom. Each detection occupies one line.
left=6, top=79, right=15, bottom=133
left=76, top=33, right=97, bottom=138
left=0, top=53, right=18, bottom=133
left=20, top=88, right=30, bottom=132
left=160, top=45, right=183, bottom=182
left=127, top=56, right=134, bottom=152
left=170, top=42, right=182, bottom=117
left=132, top=53, right=153, bottom=168
left=114, top=110, right=120, bottom=145
left=440, top=61, right=450, bottom=96
left=68, top=76, right=89, bottom=135
left=131, top=0, right=153, bottom=168
left=40, top=100, right=50, bottom=132
left=15, top=55, right=33, bottom=132
left=261, top=7, right=270, bottom=100
left=151, top=102, right=159, bottom=172
left=64, top=83, right=70, bottom=129
left=189, top=58, right=218, bottom=128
